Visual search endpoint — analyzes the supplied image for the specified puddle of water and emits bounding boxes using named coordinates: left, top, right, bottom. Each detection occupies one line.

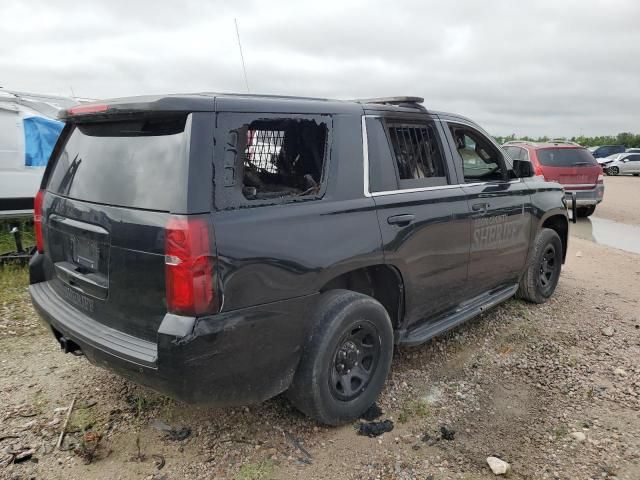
left=571, top=216, right=640, bottom=255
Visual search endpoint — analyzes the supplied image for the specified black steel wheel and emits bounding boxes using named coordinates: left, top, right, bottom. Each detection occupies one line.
left=517, top=228, right=563, bottom=304
left=287, top=290, right=393, bottom=425
left=329, top=321, right=381, bottom=401
left=538, top=243, right=560, bottom=295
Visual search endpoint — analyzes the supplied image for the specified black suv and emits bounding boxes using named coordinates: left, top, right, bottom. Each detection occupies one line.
left=29, top=94, right=569, bottom=425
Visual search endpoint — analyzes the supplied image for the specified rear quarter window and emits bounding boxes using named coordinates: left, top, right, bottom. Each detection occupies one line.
left=47, top=115, right=189, bottom=211
left=536, top=148, right=598, bottom=167
left=215, top=113, right=331, bottom=207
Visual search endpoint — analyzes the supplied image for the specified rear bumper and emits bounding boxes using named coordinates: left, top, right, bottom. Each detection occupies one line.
left=29, top=278, right=314, bottom=406
left=563, top=184, right=604, bottom=207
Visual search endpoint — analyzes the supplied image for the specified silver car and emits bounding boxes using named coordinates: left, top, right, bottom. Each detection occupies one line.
left=604, top=152, right=640, bottom=176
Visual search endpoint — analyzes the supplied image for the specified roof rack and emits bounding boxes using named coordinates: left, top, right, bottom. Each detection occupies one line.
left=548, top=139, right=581, bottom=146
left=351, top=96, right=426, bottom=110
left=503, top=140, right=538, bottom=147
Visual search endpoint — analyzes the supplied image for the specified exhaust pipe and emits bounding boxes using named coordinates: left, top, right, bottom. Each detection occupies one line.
left=58, top=336, right=83, bottom=356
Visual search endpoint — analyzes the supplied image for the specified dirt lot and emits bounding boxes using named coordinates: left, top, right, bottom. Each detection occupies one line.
left=1, top=176, right=639, bottom=480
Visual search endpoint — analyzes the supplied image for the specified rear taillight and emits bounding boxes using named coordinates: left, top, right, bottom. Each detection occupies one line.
left=34, top=189, right=45, bottom=253
left=165, top=216, right=218, bottom=316
left=533, top=163, right=544, bottom=176
left=597, top=174, right=604, bottom=184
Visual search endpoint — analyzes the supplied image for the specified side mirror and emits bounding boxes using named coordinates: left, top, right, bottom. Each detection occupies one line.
left=513, top=159, right=534, bottom=178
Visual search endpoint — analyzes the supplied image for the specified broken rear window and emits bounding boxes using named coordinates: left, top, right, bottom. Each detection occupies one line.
left=238, top=118, right=328, bottom=200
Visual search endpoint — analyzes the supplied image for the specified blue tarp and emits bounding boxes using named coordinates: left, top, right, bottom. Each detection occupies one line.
left=23, top=116, right=64, bottom=167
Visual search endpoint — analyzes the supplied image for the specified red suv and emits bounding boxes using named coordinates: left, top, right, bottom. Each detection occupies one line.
left=503, top=141, right=604, bottom=217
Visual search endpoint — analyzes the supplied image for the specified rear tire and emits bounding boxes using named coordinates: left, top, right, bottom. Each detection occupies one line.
left=287, top=290, right=393, bottom=425
left=517, top=228, right=563, bottom=304
left=577, top=205, right=596, bottom=217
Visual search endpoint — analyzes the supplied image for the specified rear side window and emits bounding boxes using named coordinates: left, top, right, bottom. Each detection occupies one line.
left=386, top=121, right=448, bottom=188
left=243, top=119, right=326, bottom=200
left=47, top=115, right=188, bottom=211
left=537, top=148, right=598, bottom=167
left=217, top=113, right=330, bottom=206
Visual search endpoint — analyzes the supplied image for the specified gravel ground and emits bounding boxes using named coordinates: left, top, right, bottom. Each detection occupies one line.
left=1, top=177, right=639, bottom=480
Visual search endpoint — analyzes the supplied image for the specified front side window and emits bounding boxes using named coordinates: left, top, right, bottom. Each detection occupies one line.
left=386, top=121, right=448, bottom=188
left=504, top=146, right=526, bottom=161
left=448, top=124, right=506, bottom=182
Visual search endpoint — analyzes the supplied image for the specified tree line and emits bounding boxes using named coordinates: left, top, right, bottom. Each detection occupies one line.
left=494, top=132, right=640, bottom=148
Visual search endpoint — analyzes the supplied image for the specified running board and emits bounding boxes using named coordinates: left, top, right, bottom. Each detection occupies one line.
left=399, top=283, right=519, bottom=347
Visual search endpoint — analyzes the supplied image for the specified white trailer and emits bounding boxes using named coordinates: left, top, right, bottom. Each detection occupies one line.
left=0, top=88, right=78, bottom=218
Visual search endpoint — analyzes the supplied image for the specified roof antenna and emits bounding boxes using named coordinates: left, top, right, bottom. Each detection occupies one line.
left=234, top=18, right=250, bottom=93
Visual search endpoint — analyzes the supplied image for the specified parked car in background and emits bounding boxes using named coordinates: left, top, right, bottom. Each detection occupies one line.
left=597, top=153, right=623, bottom=168
left=603, top=152, right=640, bottom=176
left=589, top=145, right=625, bottom=158
left=625, top=148, right=640, bottom=154
left=504, top=140, right=604, bottom=217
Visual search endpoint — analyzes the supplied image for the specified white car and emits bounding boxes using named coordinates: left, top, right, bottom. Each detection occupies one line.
left=604, top=152, right=640, bottom=176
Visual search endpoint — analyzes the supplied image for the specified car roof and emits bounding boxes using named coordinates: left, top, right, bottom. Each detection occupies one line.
left=59, top=92, right=470, bottom=120
left=503, top=141, right=585, bottom=150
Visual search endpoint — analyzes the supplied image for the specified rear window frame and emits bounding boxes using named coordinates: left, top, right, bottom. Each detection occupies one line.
left=213, top=112, right=333, bottom=210
left=42, top=112, right=215, bottom=215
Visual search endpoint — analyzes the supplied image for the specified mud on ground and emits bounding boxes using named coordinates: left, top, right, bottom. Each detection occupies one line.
left=1, top=177, right=639, bottom=480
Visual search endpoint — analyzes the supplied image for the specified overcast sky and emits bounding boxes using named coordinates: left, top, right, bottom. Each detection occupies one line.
left=2, top=0, right=639, bottom=137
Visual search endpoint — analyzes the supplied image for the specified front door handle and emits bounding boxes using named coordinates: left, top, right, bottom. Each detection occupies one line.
left=472, top=202, right=490, bottom=212
left=387, top=214, right=415, bottom=226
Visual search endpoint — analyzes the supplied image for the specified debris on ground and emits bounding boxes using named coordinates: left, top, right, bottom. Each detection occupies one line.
left=360, top=403, right=383, bottom=421
left=74, top=430, right=105, bottom=464
left=152, top=453, right=165, bottom=470
left=601, top=326, right=615, bottom=337
left=570, top=431, right=586, bottom=442
left=11, top=448, right=36, bottom=464
left=284, top=431, right=312, bottom=464
left=486, top=456, right=511, bottom=475
left=150, top=419, right=191, bottom=441
left=357, top=419, right=394, bottom=437
left=165, top=427, right=191, bottom=441
left=439, top=425, right=455, bottom=441
left=56, top=395, right=77, bottom=450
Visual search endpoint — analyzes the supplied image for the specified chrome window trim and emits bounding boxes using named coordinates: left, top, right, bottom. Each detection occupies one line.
left=361, top=115, right=521, bottom=198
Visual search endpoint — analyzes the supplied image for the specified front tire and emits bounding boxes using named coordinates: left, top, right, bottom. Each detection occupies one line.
left=287, top=290, right=393, bottom=425
left=517, top=228, right=563, bottom=304
left=577, top=205, right=596, bottom=217
left=608, top=166, right=620, bottom=176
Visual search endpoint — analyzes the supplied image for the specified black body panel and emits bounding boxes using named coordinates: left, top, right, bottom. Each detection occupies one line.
left=29, top=92, right=568, bottom=407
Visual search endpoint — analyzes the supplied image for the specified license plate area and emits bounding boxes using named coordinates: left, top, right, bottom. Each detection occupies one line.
left=72, top=236, right=100, bottom=270
left=47, top=215, right=110, bottom=298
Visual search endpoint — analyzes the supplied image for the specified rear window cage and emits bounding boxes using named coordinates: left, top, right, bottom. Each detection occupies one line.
left=217, top=113, right=332, bottom=208
left=385, top=121, right=449, bottom=188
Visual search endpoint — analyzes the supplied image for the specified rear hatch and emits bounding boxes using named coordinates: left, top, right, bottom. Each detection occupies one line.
left=536, top=147, right=601, bottom=190
left=40, top=113, right=207, bottom=342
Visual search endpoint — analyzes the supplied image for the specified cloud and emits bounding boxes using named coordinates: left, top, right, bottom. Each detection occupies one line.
left=1, top=0, right=639, bottom=136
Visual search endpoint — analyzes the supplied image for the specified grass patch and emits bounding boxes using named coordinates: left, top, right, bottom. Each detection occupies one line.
left=0, top=219, right=35, bottom=254
left=0, top=265, right=29, bottom=305
left=554, top=424, right=569, bottom=439
left=234, top=459, right=275, bottom=480
left=398, top=398, right=430, bottom=424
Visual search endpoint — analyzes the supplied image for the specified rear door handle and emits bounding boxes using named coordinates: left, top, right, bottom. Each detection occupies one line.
left=387, top=214, right=415, bottom=226
left=472, top=202, right=490, bottom=212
